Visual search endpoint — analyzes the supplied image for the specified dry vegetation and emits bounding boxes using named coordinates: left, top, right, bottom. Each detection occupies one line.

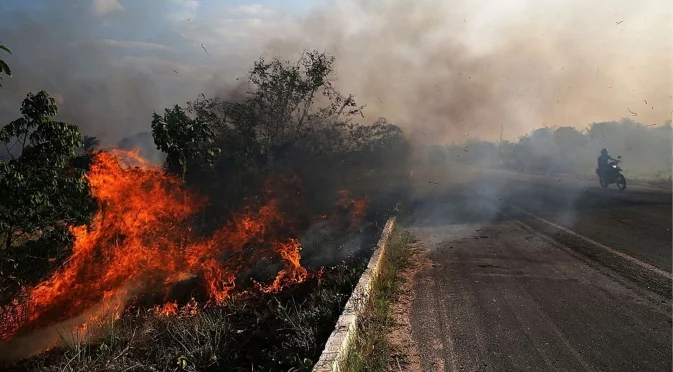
left=341, top=227, right=413, bottom=372
left=4, top=264, right=364, bottom=372
left=0, top=51, right=411, bottom=370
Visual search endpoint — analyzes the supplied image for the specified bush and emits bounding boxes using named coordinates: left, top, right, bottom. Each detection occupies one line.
left=152, top=50, right=411, bottom=231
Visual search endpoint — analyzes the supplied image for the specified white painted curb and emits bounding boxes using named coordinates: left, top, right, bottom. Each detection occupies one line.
left=313, top=217, right=397, bottom=372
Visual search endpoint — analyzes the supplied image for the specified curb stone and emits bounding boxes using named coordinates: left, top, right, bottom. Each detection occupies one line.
left=313, top=217, right=397, bottom=372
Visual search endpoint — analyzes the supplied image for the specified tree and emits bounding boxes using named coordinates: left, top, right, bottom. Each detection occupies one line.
left=187, top=50, right=363, bottom=169
left=151, top=104, right=218, bottom=181
left=0, top=91, right=92, bottom=249
left=68, top=135, right=102, bottom=172
left=0, top=44, right=10, bottom=87
left=342, top=118, right=410, bottom=167
left=246, top=51, right=362, bottom=154
left=155, top=51, right=410, bottom=227
left=83, top=135, right=100, bottom=152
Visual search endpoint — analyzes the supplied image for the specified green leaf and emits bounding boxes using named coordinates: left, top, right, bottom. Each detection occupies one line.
left=0, top=90, right=95, bottom=246
left=0, top=45, right=10, bottom=54
left=0, top=59, right=11, bottom=76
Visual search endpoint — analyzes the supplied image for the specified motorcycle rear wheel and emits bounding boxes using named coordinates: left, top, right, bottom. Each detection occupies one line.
left=616, top=175, right=627, bottom=190
left=599, top=177, right=609, bottom=188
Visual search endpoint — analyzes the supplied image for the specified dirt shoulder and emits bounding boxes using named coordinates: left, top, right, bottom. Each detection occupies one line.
left=386, top=239, right=432, bottom=372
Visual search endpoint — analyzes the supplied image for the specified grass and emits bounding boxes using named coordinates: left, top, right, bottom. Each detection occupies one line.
left=341, top=226, right=413, bottom=372
left=0, top=210, right=405, bottom=371
left=1, top=264, right=364, bottom=372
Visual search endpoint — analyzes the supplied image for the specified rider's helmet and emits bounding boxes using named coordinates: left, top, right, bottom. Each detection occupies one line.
left=601, top=148, right=608, bottom=155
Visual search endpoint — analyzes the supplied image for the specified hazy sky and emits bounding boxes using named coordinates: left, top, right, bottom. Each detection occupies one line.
left=0, top=0, right=671, bottom=144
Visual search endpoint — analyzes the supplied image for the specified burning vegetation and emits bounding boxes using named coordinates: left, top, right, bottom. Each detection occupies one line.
left=0, top=50, right=411, bottom=370
left=1, top=149, right=367, bottom=354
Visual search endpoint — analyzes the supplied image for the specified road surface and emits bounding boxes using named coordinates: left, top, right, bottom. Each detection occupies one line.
left=402, top=166, right=672, bottom=372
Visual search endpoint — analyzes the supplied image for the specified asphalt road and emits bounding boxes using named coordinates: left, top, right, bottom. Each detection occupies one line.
left=405, top=166, right=672, bottom=372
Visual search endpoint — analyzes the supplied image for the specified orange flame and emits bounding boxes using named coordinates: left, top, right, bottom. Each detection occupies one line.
left=153, top=301, right=178, bottom=317
left=336, top=190, right=369, bottom=231
left=0, top=150, right=368, bottom=347
left=1, top=151, right=302, bottom=340
left=261, top=239, right=308, bottom=293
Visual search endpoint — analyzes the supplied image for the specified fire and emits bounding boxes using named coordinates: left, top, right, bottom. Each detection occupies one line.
left=335, top=190, right=369, bottom=231
left=0, top=150, right=368, bottom=349
left=153, top=301, right=178, bottom=317
left=262, top=239, right=308, bottom=293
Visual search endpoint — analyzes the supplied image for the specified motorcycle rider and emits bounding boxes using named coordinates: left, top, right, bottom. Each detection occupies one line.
left=597, top=148, right=616, bottom=180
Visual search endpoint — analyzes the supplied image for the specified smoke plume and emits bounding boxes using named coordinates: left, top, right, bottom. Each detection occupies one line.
left=279, top=0, right=673, bottom=144
left=0, top=0, right=671, bottom=146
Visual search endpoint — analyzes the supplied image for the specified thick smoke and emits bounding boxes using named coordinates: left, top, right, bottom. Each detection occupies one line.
left=1, top=0, right=671, bottom=147
left=443, top=119, right=672, bottom=181
left=275, top=0, right=673, bottom=144
left=0, top=0, right=218, bottom=145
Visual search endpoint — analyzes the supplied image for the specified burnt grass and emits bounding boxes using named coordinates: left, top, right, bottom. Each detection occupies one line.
left=1, top=212, right=395, bottom=372
left=4, top=269, right=356, bottom=372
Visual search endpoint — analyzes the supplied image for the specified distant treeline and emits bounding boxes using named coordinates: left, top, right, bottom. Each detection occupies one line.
left=435, top=118, right=672, bottom=182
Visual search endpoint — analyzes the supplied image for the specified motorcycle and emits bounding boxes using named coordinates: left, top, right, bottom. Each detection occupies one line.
left=596, top=156, right=627, bottom=190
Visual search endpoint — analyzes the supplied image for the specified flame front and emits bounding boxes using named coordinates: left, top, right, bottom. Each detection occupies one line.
left=0, top=150, right=366, bottom=346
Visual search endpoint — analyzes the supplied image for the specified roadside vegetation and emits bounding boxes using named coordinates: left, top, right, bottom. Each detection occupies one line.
left=6, top=264, right=363, bottom=372
left=0, top=48, right=411, bottom=370
left=342, top=227, right=413, bottom=372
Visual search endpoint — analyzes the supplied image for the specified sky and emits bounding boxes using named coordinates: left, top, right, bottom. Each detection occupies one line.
left=0, top=0, right=671, bottom=145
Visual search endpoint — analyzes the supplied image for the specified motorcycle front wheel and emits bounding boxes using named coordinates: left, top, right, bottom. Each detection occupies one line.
left=616, top=174, right=627, bottom=190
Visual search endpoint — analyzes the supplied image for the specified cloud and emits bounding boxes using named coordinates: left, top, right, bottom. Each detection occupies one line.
left=167, top=0, right=199, bottom=22
left=98, top=39, right=170, bottom=51
left=117, top=56, right=213, bottom=81
left=91, top=0, right=125, bottom=17
left=228, top=4, right=273, bottom=17
left=176, top=3, right=301, bottom=61
left=0, top=1, right=209, bottom=142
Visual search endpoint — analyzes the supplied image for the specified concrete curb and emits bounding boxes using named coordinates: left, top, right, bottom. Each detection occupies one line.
left=312, top=217, right=397, bottom=372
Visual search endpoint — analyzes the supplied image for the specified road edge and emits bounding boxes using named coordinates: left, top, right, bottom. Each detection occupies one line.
left=313, top=217, right=397, bottom=372
left=472, top=190, right=672, bottom=302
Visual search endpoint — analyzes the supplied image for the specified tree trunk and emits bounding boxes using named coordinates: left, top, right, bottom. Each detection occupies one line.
left=4, top=228, right=12, bottom=249
left=181, top=154, right=187, bottom=183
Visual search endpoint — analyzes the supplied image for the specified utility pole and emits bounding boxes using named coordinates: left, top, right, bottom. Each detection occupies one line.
left=497, top=122, right=504, bottom=169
